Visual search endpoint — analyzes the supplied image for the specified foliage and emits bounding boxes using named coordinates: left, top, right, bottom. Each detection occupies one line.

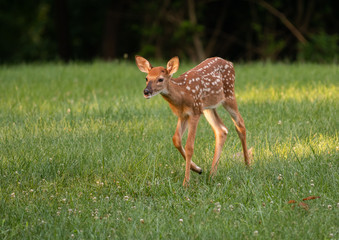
left=298, top=33, right=339, bottom=63
left=0, top=1, right=56, bottom=61
left=0, top=61, right=338, bottom=239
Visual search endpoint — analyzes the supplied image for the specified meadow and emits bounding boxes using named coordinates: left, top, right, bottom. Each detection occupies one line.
left=0, top=60, right=338, bottom=239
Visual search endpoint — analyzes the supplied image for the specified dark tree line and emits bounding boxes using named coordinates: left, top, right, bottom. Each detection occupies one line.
left=0, top=0, right=338, bottom=63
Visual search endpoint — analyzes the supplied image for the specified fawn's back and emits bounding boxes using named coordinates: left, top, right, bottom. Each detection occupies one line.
left=171, top=57, right=235, bottom=114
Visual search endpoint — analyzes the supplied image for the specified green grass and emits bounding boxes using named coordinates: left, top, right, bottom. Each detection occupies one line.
left=0, top=61, right=338, bottom=239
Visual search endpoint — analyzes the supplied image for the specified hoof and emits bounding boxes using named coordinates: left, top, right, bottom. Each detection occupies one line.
left=183, top=180, right=189, bottom=188
left=193, top=168, right=203, bottom=174
left=192, top=166, right=202, bottom=174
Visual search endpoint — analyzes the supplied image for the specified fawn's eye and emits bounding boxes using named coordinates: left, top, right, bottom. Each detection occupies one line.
left=145, top=78, right=148, bottom=82
left=158, top=78, right=164, bottom=82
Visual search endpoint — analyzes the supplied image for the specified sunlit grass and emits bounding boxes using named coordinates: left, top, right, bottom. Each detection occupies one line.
left=0, top=61, right=338, bottom=239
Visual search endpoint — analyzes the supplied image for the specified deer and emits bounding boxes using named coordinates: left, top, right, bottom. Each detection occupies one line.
left=135, top=55, right=250, bottom=187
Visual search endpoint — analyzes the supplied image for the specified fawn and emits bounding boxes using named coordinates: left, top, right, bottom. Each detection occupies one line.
left=135, top=56, right=250, bottom=187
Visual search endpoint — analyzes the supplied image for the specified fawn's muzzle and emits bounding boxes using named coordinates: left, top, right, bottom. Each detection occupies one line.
left=144, top=82, right=153, bottom=97
left=143, top=88, right=152, bottom=98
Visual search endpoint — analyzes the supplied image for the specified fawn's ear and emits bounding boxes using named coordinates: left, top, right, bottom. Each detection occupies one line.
left=166, top=56, right=179, bottom=76
left=135, top=55, right=152, bottom=73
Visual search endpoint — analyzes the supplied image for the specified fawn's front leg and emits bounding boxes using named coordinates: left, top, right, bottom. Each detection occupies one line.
left=183, top=115, right=200, bottom=187
left=172, top=117, right=202, bottom=174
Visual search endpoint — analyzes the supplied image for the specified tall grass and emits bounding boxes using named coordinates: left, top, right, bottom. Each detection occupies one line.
left=0, top=61, right=338, bottom=239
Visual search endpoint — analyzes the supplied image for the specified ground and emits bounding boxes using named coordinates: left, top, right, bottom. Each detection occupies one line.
left=0, top=61, right=338, bottom=239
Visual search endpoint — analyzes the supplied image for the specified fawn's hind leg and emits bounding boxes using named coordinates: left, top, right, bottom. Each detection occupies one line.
left=203, top=109, right=228, bottom=177
left=222, top=100, right=250, bottom=166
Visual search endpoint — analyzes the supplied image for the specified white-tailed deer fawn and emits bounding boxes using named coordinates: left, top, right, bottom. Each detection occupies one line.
left=135, top=56, right=250, bottom=187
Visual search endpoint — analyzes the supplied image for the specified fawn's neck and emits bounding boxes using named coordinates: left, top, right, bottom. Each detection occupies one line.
left=160, top=75, right=185, bottom=108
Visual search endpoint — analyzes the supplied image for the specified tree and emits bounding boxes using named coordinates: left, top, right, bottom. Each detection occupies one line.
left=55, top=0, right=71, bottom=61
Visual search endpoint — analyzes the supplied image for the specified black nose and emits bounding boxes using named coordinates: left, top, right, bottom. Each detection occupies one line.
left=144, top=88, right=151, bottom=95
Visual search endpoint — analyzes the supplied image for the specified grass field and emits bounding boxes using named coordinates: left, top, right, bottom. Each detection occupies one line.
left=0, top=60, right=338, bottom=239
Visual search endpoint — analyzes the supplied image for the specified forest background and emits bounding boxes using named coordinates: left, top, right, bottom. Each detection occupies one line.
left=0, top=0, right=338, bottom=63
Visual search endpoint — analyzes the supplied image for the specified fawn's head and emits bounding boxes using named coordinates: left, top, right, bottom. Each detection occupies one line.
left=135, top=56, right=179, bottom=99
